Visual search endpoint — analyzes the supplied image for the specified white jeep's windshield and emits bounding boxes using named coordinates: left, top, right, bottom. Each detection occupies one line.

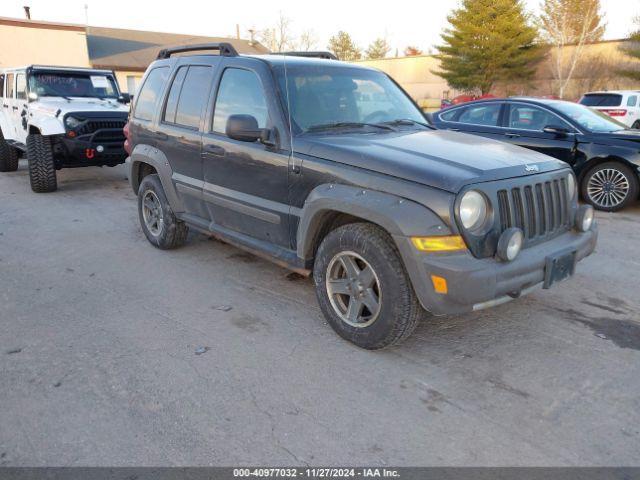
left=276, top=64, right=426, bottom=133
left=29, top=71, right=119, bottom=99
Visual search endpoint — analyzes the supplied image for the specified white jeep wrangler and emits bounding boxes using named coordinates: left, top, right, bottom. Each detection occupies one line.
left=0, top=65, right=130, bottom=192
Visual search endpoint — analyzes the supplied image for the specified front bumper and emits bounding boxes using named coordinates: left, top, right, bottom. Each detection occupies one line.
left=395, top=225, right=598, bottom=316
left=60, top=135, right=126, bottom=167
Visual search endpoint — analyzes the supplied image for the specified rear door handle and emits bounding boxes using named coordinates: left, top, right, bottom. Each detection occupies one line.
left=2, top=104, right=8, bottom=108
left=505, top=132, right=520, bottom=138
left=202, top=144, right=225, bottom=156
left=449, top=128, right=460, bottom=132
left=12, top=106, right=18, bottom=111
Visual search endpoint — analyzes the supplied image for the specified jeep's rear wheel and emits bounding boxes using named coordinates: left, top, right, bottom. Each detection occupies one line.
left=138, top=174, right=188, bottom=249
left=27, top=134, right=57, bottom=193
left=0, top=130, right=19, bottom=172
left=313, top=223, right=424, bottom=350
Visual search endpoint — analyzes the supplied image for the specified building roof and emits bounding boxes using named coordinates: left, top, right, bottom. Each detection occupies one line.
left=0, top=16, right=85, bottom=31
left=86, top=26, right=269, bottom=71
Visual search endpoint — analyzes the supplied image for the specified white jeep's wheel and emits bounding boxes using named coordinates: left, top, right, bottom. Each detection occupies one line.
left=0, top=130, right=19, bottom=172
left=27, top=134, right=57, bottom=193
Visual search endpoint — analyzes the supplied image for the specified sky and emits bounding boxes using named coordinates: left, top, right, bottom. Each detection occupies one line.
left=2, top=0, right=638, bottom=54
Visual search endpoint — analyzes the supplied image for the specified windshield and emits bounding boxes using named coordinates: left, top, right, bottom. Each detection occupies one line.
left=275, top=64, right=426, bottom=133
left=28, top=71, right=119, bottom=99
left=553, top=102, right=627, bottom=133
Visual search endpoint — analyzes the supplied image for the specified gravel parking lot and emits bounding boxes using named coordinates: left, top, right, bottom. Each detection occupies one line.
left=1, top=162, right=639, bottom=466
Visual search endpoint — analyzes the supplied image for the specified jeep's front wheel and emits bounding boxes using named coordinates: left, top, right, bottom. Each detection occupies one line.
left=138, top=174, right=188, bottom=249
left=0, top=130, right=19, bottom=172
left=27, top=134, right=57, bottom=192
left=313, top=223, right=424, bottom=350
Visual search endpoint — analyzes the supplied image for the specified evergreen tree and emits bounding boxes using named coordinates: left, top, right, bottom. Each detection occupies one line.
left=365, top=38, right=391, bottom=59
left=435, top=0, right=543, bottom=94
left=328, top=31, right=362, bottom=61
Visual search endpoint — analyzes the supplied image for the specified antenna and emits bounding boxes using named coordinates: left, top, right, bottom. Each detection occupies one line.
left=84, top=4, right=88, bottom=25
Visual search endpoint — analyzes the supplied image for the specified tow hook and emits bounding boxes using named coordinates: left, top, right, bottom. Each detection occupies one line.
left=85, top=148, right=95, bottom=159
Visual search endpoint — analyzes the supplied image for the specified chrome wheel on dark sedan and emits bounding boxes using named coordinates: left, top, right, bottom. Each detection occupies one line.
left=583, top=162, right=638, bottom=212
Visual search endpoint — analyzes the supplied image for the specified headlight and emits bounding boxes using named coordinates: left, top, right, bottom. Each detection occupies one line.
left=459, top=190, right=488, bottom=231
left=65, top=116, right=82, bottom=129
left=566, top=173, right=576, bottom=200
left=575, top=205, right=594, bottom=232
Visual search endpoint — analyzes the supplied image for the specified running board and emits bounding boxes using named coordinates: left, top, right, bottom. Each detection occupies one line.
left=180, top=213, right=310, bottom=276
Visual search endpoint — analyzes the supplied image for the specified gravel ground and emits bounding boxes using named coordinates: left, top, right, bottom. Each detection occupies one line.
left=0, top=162, right=639, bottom=466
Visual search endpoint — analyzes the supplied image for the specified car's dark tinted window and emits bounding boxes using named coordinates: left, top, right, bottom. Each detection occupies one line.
left=580, top=94, right=622, bottom=107
left=508, top=104, right=570, bottom=131
left=134, top=67, right=169, bottom=121
left=457, top=103, right=501, bottom=126
left=173, top=66, right=213, bottom=129
left=212, top=68, right=268, bottom=133
left=163, top=66, right=188, bottom=124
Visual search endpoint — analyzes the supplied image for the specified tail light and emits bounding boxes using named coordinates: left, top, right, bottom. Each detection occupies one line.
left=123, top=122, right=131, bottom=155
left=600, top=109, right=627, bottom=117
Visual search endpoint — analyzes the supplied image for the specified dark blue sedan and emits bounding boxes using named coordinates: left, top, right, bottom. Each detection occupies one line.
left=430, top=97, right=640, bottom=211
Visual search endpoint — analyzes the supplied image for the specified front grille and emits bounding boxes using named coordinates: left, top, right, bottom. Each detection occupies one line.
left=76, top=119, right=126, bottom=136
left=496, top=177, right=570, bottom=241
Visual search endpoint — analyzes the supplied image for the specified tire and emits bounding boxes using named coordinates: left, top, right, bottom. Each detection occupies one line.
left=0, top=130, right=19, bottom=172
left=632, top=121, right=640, bottom=130
left=138, top=174, right=188, bottom=249
left=581, top=161, right=639, bottom=212
left=27, top=134, right=57, bottom=193
left=313, top=222, right=424, bottom=350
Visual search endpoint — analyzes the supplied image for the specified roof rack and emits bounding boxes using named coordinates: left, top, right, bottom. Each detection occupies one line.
left=157, top=43, right=239, bottom=59
left=279, top=51, right=338, bottom=60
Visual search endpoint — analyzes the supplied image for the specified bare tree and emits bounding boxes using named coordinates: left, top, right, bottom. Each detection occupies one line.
left=538, top=0, right=606, bottom=98
left=297, top=30, right=319, bottom=51
left=257, top=12, right=295, bottom=52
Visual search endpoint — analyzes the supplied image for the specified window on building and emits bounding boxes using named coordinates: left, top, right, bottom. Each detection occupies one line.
left=212, top=68, right=268, bottom=133
left=133, top=67, right=169, bottom=121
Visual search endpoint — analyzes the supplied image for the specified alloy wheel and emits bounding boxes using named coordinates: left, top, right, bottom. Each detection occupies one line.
left=587, top=168, right=630, bottom=209
left=326, top=251, right=382, bottom=328
left=142, top=190, right=164, bottom=236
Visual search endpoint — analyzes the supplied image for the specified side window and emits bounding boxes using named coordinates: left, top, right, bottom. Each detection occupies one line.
left=457, top=103, right=502, bottom=126
left=163, top=66, right=188, bottom=124
left=212, top=68, right=268, bottom=133
left=16, top=74, right=26, bottom=100
left=627, top=95, right=638, bottom=107
left=173, top=66, right=213, bottom=129
left=6, top=73, right=14, bottom=99
left=508, top=104, right=570, bottom=131
left=0, top=75, right=4, bottom=98
left=133, top=67, right=169, bottom=121
left=439, top=108, right=461, bottom=121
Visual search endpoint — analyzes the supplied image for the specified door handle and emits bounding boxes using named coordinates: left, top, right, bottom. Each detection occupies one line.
left=12, top=106, right=18, bottom=111
left=202, top=144, right=225, bottom=156
left=505, top=132, right=520, bottom=138
left=2, top=104, right=8, bottom=108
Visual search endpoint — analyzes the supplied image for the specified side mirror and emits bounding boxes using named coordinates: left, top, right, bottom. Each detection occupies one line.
left=543, top=125, right=571, bottom=136
left=226, top=114, right=274, bottom=145
left=118, top=93, right=131, bottom=104
left=28, top=92, right=38, bottom=102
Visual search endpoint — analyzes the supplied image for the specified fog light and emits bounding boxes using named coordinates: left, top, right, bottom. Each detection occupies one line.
left=496, top=228, right=524, bottom=262
left=96, top=145, right=104, bottom=153
left=575, top=205, right=594, bottom=232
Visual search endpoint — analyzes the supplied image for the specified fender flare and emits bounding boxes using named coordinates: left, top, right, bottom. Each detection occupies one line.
left=28, top=117, right=65, bottom=136
left=128, top=144, right=185, bottom=212
left=296, top=183, right=451, bottom=260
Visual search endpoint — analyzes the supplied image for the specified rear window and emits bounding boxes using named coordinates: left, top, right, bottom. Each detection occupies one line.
left=174, top=66, right=213, bottom=129
left=134, top=67, right=169, bottom=121
left=580, top=94, right=622, bottom=107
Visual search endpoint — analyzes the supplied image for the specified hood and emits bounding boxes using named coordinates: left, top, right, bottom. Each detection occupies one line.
left=31, top=97, right=129, bottom=117
left=295, top=129, right=567, bottom=192
left=589, top=128, right=640, bottom=145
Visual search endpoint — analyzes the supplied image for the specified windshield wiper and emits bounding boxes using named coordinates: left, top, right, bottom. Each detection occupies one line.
left=305, top=121, right=396, bottom=133
left=381, top=118, right=431, bottom=128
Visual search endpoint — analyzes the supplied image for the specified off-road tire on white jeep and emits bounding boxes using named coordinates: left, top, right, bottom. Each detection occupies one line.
left=27, top=134, right=57, bottom=193
left=581, top=161, right=639, bottom=212
left=0, top=130, right=19, bottom=172
left=313, top=222, right=424, bottom=350
left=138, top=174, right=189, bottom=249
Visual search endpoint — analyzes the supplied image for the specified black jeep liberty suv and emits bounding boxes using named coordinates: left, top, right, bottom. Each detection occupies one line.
left=125, top=44, right=597, bottom=349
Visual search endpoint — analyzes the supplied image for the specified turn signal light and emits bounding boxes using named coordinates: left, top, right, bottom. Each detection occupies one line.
left=411, top=235, right=466, bottom=252
left=431, top=275, right=448, bottom=294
